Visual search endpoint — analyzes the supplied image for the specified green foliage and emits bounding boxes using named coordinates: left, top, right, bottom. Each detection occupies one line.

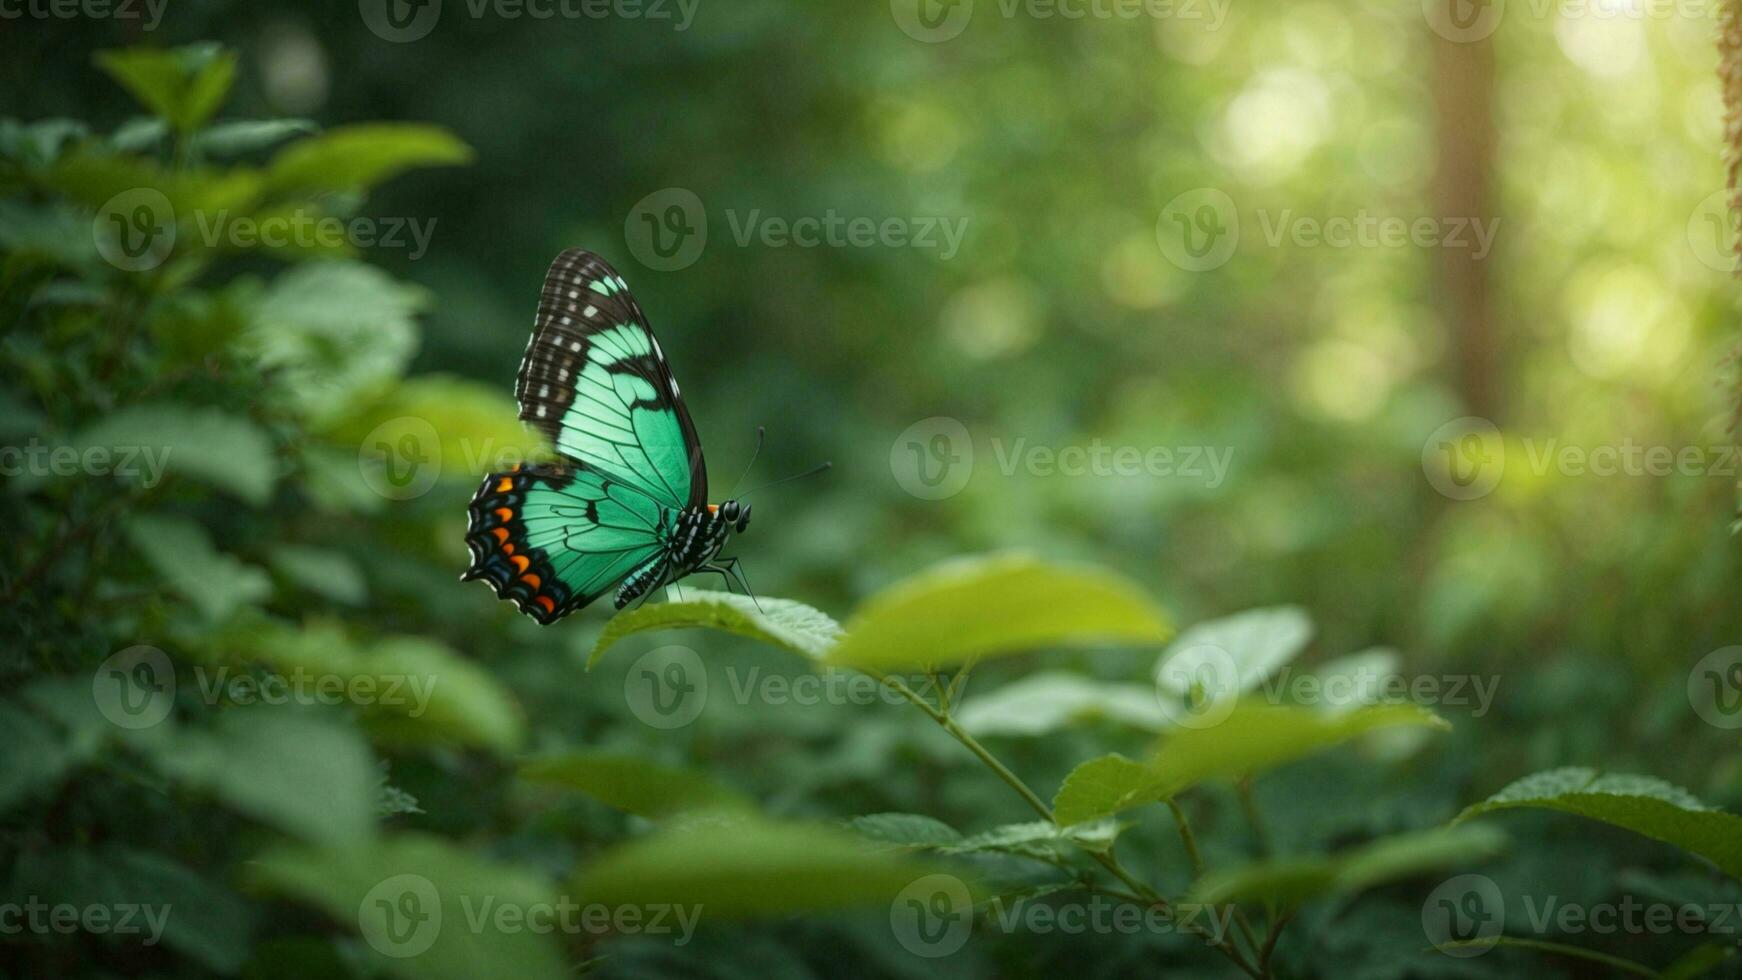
left=251, top=835, right=567, bottom=980
left=8, top=24, right=1742, bottom=980
left=825, top=552, right=1174, bottom=672
left=590, top=590, right=841, bottom=667
left=1053, top=702, right=1450, bottom=825
left=574, top=812, right=953, bottom=918
left=1455, top=768, right=1742, bottom=879
left=519, top=752, right=750, bottom=818
left=1191, top=825, right=1508, bottom=909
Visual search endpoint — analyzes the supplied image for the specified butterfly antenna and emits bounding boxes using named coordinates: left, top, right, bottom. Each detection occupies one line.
left=725, top=426, right=767, bottom=499
left=738, top=460, right=832, bottom=499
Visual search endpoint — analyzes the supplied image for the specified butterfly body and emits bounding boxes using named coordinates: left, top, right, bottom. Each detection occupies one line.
left=613, top=500, right=749, bottom=608
left=462, top=249, right=754, bottom=624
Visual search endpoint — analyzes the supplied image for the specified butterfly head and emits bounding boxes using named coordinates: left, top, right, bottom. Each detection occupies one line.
left=716, top=499, right=751, bottom=534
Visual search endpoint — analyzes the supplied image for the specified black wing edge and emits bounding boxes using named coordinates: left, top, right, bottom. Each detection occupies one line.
left=513, top=247, right=709, bottom=509
left=461, top=464, right=588, bottom=625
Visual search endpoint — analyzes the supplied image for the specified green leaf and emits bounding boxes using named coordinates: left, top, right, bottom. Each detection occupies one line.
left=193, top=118, right=318, bottom=156
left=1454, top=767, right=1742, bottom=879
left=954, top=671, right=1166, bottom=736
left=146, top=707, right=377, bottom=847
left=70, top=403, right=274, bottom=499
left=577, top=811, right=953, bottom=917
left=848, top=812, right=965, bottom=849
left=110, top=116, right=168, bottom=152
left=1053, top=703, right=1449, bottom=825
left=1190, top=824, right=1508, bottom=908
left=0, top=118, right=89, bottom=168
left=249, top=261, right=425, bottom=422
left=268, top=544, right=367, bottom=605
left=1661, top=944, right=1735, bottom=980
left=94, top=45, right=236, bottom=132
left=47, top=152, right=262, bottom=216
left=825, top=553, right=1173, bottom=673
left=0, top=701, right=69, bottom=813
left=518, top=751, right=750, bottom=818
left=125, top=515, right=272, bottom=622
left=589, top=590, right=843, bottom=668
left=251, top=834, right=566, bottom=980
left=0, top=200, right=97, bottom=265
left=942, top=819, right=1126, bottom=859
left=1050, top=753, right=1158, bottom=828
left=230, top=622, right=525, bottom=753
left=10, top=843, right=254, bottom=973
left=1154, top=605, right=1311, bottom=699
left=264, top=123, right=473, bottom=194
left=73, top=403, right=277, bottom=503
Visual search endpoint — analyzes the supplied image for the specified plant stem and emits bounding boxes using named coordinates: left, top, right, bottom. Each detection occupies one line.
left=880, top=675, right=1262, bottom=980
left=1170, top=798, right=1263, bottom=964
left=1166, top=799, right=1205, bottom=879
left=1236, top=777, right=1272, bottom=857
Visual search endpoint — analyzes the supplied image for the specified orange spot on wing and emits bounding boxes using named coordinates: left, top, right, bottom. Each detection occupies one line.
left=494, top=507, right=513, bottom=523
left=535, top=595, right=556, bottom=614
left=511, top=554, right=530, bottom=573
left=491, top=527, right=509, bottom=543
left=495, top=476, right=514, bottom=493
left=708, top=504, right=719, bottom=513
left=502, top=543, right=515, bottom=555
left=521, top=573, right=541, bottom=590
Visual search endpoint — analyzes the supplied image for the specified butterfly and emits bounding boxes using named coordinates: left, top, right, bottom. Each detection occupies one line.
left=462, top=248, right=759, bottom=624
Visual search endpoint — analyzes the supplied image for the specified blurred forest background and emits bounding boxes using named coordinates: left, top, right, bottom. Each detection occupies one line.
left=5, top=0, right=1742, bottom=977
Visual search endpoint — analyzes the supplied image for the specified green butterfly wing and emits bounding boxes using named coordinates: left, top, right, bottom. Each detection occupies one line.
left=516, top=249, right=705, bottom=510
left=463, top=249, right=705, bottom=623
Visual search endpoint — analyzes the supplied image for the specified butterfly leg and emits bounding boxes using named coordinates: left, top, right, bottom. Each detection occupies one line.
left=711, top=557, right=764, bottom=613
